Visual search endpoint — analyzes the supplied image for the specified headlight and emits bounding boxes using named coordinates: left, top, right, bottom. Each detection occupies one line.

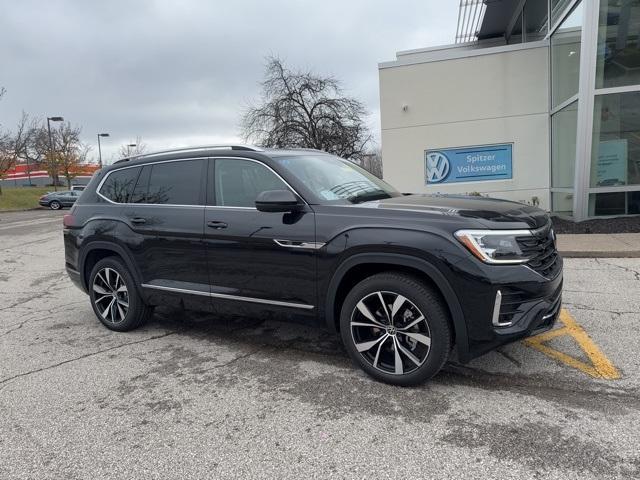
left=454, top=229, right=532, bottom=264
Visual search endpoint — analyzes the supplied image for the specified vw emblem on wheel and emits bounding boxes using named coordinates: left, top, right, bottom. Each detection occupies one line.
left=425, top=151, right=450, bottom=184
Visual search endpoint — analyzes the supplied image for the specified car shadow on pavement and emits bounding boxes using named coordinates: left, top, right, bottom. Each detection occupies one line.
left=142, top=306, right=627, bottom=413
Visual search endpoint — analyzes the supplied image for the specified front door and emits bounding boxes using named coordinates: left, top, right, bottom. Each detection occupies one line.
left=204, top=157, right=317, bottom=318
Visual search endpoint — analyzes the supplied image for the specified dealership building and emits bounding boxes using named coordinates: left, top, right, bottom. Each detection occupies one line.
left=379, top=0, right=640, bottom=220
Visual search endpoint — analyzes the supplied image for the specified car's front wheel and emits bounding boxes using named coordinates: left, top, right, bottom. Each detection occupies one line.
left=49, top=200, right=61, bottom=210
left=88, top=257, right=152, bottom=331
left=340, top=272, right=452, bottom=386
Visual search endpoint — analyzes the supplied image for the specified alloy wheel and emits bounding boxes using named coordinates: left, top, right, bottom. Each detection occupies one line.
left=92, top=267, right=129, bottom=324
left=50, top=201, right=61, bottom=210
left=350, top=290, right=431, bottom=375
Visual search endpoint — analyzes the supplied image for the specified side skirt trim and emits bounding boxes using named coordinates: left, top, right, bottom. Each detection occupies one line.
left=140, top=283, right=315, bottom=310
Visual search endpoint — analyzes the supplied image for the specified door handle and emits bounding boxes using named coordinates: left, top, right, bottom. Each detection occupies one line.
left=207, top=221, right=228, bottom=229
left=131, top=217, right=147, bottom=225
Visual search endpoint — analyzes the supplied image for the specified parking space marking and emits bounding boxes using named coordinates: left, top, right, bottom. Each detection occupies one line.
left=523, top=309, right=621, bottom=380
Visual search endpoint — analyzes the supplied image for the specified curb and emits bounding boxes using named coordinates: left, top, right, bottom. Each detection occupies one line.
left=0, top=207, right=46, bottom=213
left=559, top=250, right=640, bottom=258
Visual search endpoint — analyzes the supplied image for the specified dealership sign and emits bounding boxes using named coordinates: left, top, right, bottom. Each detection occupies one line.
left=425, top=144, right=513, bottom=184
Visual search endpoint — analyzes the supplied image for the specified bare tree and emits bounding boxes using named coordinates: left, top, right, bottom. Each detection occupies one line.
left=0, top=101, right=31, bottom=194
left=0, top=130, right=13, bottom=195
left=118, top=137, right=148, bottom=159
left=11, top=112, right=43, bottom=186
left=355, top=148, right=383, bottom=179
left=241, top=57, right=373, bottom=160
left=51, top=122, right=91, bottom=188
left=0, top=87, right=11, bottom=194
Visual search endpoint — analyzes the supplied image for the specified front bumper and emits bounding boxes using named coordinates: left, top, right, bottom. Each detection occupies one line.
left=452, top=255, right=564, bottom=361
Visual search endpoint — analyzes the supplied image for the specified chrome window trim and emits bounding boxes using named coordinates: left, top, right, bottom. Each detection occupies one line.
left=205, top=205, right=256, bottom=210
left=141, top=283, right=314, bottom=310
left=96, top=155, right=308, bottom=208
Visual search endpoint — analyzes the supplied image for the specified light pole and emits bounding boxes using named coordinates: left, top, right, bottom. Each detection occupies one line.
left=126, top=143, right=137, bottom=157
left=47, top=116, right=64, bottom=191
left=97, top=133, right=110, bottom=168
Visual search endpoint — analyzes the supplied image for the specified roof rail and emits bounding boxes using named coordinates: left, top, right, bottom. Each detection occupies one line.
left=114, top=144, right=264, bottom=164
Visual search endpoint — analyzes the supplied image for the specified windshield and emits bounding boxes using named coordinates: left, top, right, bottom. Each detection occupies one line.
left=273, top=154, right=400, bottom=204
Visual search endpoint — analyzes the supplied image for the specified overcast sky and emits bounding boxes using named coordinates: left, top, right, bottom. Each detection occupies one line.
left=0, top=0, right=457, bottom=164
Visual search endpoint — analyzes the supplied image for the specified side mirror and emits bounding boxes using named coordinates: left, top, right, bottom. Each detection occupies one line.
left=255, top=190, right=302, bottom=213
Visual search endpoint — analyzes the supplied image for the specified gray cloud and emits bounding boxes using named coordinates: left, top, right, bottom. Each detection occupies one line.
left=0, top=0, right=456, bottom=163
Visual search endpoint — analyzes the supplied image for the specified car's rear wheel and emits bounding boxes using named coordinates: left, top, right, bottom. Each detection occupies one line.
left=49, top=200, right=61, bottom=210
left=340, top=272, right=451, bottom=386
left=88, top=257, right=152, bottom=331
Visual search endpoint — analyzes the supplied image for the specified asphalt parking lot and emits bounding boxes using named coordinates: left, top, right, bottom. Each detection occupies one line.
left=1, top=209, right=639, bottom=479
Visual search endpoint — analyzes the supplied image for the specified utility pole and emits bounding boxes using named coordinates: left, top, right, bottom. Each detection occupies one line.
left=97, top=133, right=110, bottom=168
left=46, top=116, right=64, bottom=191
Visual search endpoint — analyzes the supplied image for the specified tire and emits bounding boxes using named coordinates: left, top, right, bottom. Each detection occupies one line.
left=49, top=200, right=61, bottom=210
left=88, top=257, right=152, bottom=331
left=340, top=272, right=452, bottom=386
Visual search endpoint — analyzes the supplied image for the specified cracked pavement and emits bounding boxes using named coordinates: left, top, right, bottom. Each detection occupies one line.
left=1, top=209, right=639, bottom=479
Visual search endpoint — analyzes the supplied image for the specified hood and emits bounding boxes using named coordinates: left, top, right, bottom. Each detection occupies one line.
left=360, top=194, right=549, bottom=229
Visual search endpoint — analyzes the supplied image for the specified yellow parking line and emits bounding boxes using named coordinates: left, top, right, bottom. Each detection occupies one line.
left=523, top=309, right=621, bottom=380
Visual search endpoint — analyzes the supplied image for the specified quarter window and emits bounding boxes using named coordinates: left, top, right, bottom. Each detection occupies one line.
left=215, top=159, right=289, bottom=207
left=99, top=167, right=141, bottom=203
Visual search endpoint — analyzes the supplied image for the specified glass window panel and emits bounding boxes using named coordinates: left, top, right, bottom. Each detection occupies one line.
left=131, top=165, right=151, bottom=203
left=551, top=2, right=584, bottom=107
left=588, top=191, right=640, bottom=215
left=590, top=92, right=640, bottom=187
left=146, top=160, right=203, bottom=205
left=525, top=0, right=549, bottom=41
left=552, top=101, right=578, bottom=188
left=596, top=0, right=640, bottom=88
left=509, top=11, right=524, bottom=44
left=552, top=191, right=574, bottom=216
left=99, top=167, right=141, bottom=203
left=215, top=159, right=288, bottom=207
left=552, top=0, right=576, bottom=27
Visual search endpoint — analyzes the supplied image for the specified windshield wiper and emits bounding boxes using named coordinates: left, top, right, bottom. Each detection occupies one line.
left=347, top=189, right=389, bottom=204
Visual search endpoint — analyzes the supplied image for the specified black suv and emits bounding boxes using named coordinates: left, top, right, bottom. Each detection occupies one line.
left=63, top=145, right=562, bottom=385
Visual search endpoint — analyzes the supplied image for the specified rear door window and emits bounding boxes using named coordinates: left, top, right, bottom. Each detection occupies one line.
left=99, top=167, right=141, bottom=203
left=145, top=160, right=205, bottom=205
left=131, top=165, right=151, bottom=203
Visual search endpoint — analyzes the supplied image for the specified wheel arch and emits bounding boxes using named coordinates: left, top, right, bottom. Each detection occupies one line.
left=79, top=241, right=143, bottom=296
left=325, top=253, right=470, bottom=363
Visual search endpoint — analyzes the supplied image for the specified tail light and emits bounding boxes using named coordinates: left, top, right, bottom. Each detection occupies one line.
left=63, top=214, right=76, bottom=228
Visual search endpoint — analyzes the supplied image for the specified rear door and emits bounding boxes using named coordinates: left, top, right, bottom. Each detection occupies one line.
left=204, top=157, right=317, bottom=317
left=119, top=158, right=210, bottom=311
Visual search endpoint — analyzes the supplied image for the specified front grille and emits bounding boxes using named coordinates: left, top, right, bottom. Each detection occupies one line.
left=516, top=223, right=560, bottom=278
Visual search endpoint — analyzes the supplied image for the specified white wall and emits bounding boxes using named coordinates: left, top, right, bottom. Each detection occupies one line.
left=379, top=43, right=551, bottom=209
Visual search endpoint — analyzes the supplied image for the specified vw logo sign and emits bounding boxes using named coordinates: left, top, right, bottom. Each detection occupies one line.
left=425, top=151, right=450, bottom=184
